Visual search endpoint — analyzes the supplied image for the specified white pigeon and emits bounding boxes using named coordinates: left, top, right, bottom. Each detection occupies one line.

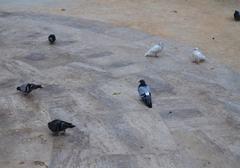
left=192, top=48, right=206, bottom=64
left=145, top=42, right=164, bottom=57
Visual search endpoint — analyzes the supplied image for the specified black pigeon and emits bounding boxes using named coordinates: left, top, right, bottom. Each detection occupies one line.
left=48, top=34, right=56, bottom=44
left=48, top=119, right=75, bottom=136
left=17, top=83, right=42, bottom=95
left=234, top=10, right=240, bottom=21
left=138, top=80, right=152, bottom=108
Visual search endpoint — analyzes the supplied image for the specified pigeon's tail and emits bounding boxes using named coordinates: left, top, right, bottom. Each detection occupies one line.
left=16, top=87, right=21, bottom=91
left=145, top=52, right=149, bottom=57
left=31, top=84, right=42, bottom=90
left=35, top=85, right=43, bottom=89
left=63, top=122, right=75, bottom=129
left=142, top=95, right=152, bottom=108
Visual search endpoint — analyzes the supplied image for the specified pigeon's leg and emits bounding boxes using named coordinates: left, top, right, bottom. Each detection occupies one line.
left=53, top=132, right=59, bottom=136
left=193, top=60, right=199, bottom=64
left=23, top=92, right=29, bottom=96
left=60, top=130, right=66, bottom=135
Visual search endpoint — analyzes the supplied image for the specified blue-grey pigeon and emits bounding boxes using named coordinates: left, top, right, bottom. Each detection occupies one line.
left=17, top=83, right=42, bottom=95
left=138, top=80, right=152, bottom=108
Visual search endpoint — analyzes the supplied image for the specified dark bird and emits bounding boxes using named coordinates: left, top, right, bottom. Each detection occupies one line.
left=138, top=80, right=152, bottom=108
left=48, top=119, right=75, bottom=136
left=17, top=83, right=42, bottom=95
left=234, top=10, right=240, bottom=21
left=48, top=34, right=56, bottom=44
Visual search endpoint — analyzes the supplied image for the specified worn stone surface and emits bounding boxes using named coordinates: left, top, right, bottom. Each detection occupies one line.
left=0, top=11, right=240, bottom=168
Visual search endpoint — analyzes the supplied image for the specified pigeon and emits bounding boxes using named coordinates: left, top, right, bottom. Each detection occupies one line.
left=192, top=48, right=206, bottom=64
left=138, top=80, right=152, bottom=108
left=145, top=42, right=164, bottom=57
left=234, top=10, right=240, bottom=21
left=48, top=119, right=75, bottom=136
left=48, top=34, right=56, bottom=44
left=17, top=83, right=43, bottom=95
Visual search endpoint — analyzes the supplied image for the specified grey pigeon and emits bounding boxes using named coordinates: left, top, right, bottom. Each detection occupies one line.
left=17, top=83, right=42, bottom=95
left=138, top=80, right=152, bottom=108
left=48, top=119, right=75, bottom=136
left=48, top=34, right=56, bottom=44
left=234, top=10, right=240, bottom=21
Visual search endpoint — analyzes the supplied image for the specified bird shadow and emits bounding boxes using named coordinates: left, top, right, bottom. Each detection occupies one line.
left=226, top=16, right=238, bottom=22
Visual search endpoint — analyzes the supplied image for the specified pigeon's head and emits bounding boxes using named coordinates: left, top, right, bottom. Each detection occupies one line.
left=194, top=48, right=199, bottom=51
left=139, top=79, right=146, bottom=85
left=16, top=87, right=21, bottom=91
left=158, top=42, right=164, bottom=46
left=235, top=10, right=240, bottom=14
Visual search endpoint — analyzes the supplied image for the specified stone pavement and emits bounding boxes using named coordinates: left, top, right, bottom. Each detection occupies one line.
left=0, top=11, right=239, bottom=168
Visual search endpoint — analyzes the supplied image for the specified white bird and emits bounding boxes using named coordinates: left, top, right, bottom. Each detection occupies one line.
left=192, top=48, right=206, bottom=64
left=145, top=42, right=164, bottom=57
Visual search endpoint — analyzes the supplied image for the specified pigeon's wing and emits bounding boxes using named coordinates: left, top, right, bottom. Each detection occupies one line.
left=145, top=45, right=160, bottom=56
left=192, top=51, right=200, bottom=62
left=194, top=50, right=206, bottom=61
left=146, top=86, right=151, bottom=93
left=151, top=45, right=160, bottom=52
left=48, top=121, right=58, bottom=132
left=19, top=84, right=28, bottom=92
left=48, top=120, right=64, bottom=132
left=138, top=86, right=145, bottom=96
left=199, top=52, right=206, bottom=60
left=138, top=86, right=151, bottom=97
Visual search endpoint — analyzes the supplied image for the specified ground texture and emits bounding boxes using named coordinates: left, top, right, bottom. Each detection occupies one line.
left=0, top=1, right=240, bottom=168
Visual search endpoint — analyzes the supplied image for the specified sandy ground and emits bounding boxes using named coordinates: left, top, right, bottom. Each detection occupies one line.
left=1, top=0, right=240, bottom=71
left=0, top=1, right=240, bottom=168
